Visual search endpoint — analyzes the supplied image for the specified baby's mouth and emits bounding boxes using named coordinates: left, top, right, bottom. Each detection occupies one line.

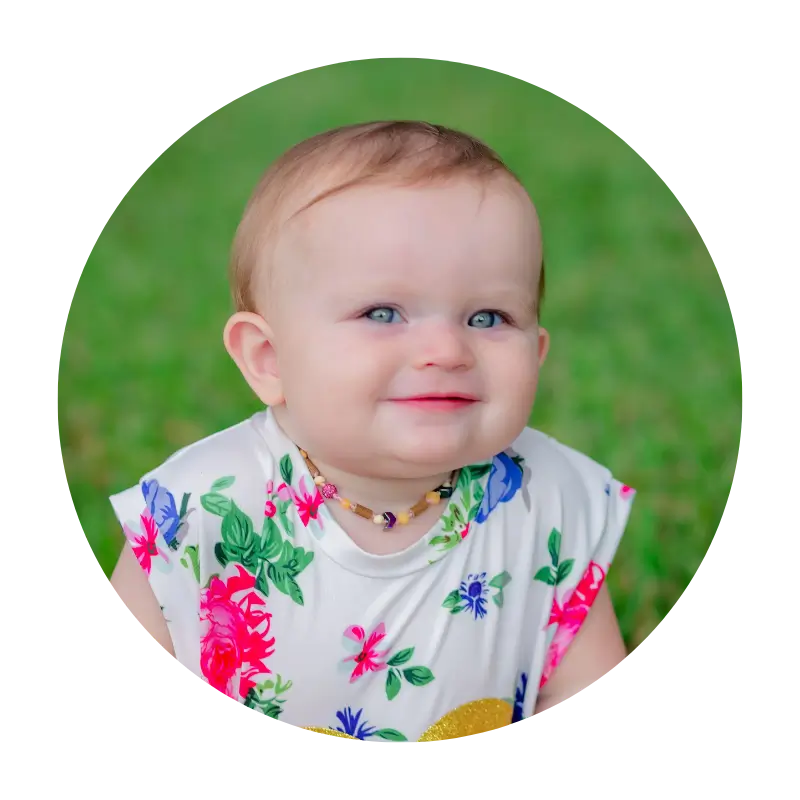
left=389, top=394, right=479, bottom=411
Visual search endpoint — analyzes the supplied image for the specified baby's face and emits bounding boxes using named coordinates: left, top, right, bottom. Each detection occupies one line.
left=267, top=177, right=548, bottom=478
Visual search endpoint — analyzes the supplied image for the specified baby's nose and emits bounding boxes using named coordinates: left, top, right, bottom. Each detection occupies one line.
left=412, top=322, right=475, bottom=371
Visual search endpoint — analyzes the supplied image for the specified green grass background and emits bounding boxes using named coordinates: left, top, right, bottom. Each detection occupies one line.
left=59, top=58, right=740, bottom=650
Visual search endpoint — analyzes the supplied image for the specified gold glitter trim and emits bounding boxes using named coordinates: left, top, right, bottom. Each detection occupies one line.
left=302, top=698, right=513, bottom=742
left=417, top=698, right=513, bottom=741
left=303, top=727, right=359, bottom=739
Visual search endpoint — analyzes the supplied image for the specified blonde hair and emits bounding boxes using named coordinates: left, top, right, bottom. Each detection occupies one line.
left=229, top=120, right=545, bottom=314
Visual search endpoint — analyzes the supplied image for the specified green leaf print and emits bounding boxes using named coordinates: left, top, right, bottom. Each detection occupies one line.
left=442, top=589, right=461, bottom=611
left=255, top=563, right=270, bottom=597
left=285, top=576, right=304, bottom=606
left=210, top=476, right=235, bottom=492
left=214, top=542, right=229, bottom=568
left=470, top=463, right=492, bottom=480
left=265, top=562, right=305, bottom=605
left=548, top=528, right=562, bottom=567
left=263, top=701, right=284, bottom=719
left=456, top=466, right=472, bottom=490
left=492, top=592, right=504, bottom=608
left=402, top=666, right=434, bottom=687
left=375, top=729, right=408, bottom=742
left=260, top=516, right=283, bottom=560
left=244, top=676, right=292, bottom=720
left=203, top=475, right=312, bottom=607
left=222, top=502, right=253, bottom=548
left=278, top=499, right=292, bottom=515
left=534, top=566, right=556, bottom=585
left=489, top=571, right=511, bottom=589
left=267, top=562, right=289, bottom=594
left=386, top=669, right=402, bottom=701
left=201, top=492, right=232, bottom=518
left=183, top=544, right=200, bottom=584
left=556, top=559, right=575, bottom=585
left=278, top=510, right=295, bottom=539
left=178, top=492, right=190, bottom=521
left=429, top=531, right=463, bottom=556
left=274, top=539, right=293, bottom=566
left=388, top=647, right=415, bottom=667
left=221, top=502, right=258, bottom=570
left=279, top=453, right=293, bottom=486
left=273, top=540, right=312, bottom=576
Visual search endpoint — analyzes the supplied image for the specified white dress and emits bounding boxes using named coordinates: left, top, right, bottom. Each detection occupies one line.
left=110, top=407, right=634, bottom=741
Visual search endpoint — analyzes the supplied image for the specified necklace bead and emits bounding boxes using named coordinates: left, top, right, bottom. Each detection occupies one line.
left=299, top=448, right=456, bottom=532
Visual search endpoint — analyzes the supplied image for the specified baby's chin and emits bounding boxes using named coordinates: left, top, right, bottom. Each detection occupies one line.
left=381, top=433, right=499, bottom=475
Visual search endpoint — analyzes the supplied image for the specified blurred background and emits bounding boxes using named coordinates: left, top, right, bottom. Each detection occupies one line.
left=58, top=58, right=740, bottom=651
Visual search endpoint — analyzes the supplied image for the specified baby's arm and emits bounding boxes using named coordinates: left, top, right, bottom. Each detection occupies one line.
left=110, top=543, right=176, bottom=656
left=534, top=584, right=626, bottom=713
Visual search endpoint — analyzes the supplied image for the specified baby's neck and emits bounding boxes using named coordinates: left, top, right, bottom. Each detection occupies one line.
left=305, top=457, right=453, bottom=516
left=309, top=456, right=454, bottom=556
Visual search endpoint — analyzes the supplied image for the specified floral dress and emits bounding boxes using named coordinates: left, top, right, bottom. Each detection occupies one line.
left=110, top=408, right=634, bottom=741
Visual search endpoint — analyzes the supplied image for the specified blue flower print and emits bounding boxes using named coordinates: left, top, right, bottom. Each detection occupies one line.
left=142, top=479, right=182, bottom=548
left=512, top=672, right=528, bottom=723
left=460, top=572, right=490, bottom=620
left=443, top=570, right=511, bottom=618
left=474, top=452, right=523, bottom=524
left=333, top=707, right=377, bottom=740
left=331, top=708, right=409, bottom=741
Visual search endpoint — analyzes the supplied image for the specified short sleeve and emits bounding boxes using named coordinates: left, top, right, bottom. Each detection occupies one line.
left=110, top=473, right=203, bottom=673
left=536, top=462, right=636, bottom=691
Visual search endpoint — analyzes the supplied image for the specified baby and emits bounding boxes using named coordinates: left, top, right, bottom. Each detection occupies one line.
left=110, top=120, right=635, bottom=741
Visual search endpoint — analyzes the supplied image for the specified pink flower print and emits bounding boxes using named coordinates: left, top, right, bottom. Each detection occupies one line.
left=543, top=561, right=607, bottom=630
left=278, top=475, right=324, bottom=528
left=620, top=484, right=635, bottom=500
left=342, top=623, right=390, bottom=683
left=200, top=565, right=275, bottom=699
left=124, top=510, right=169, bottom=575
left=460, top=524, right=470, bottom=540
left=559, top=561, right=606, bottom=628
left=266, top=480, right=274, bottom=495
left=540, top=624, right=575, bottom=688
left=540, top=561, right=608, bottom=688
left=264, top=500, right=277, bottom=517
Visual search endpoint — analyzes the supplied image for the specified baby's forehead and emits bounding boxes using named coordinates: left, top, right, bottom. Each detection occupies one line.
left=277, top=175, right=539, bottom=266
left=260, top=178, right=539, bottom=322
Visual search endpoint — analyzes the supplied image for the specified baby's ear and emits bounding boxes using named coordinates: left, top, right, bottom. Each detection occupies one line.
left=537, top=326, right=550, bottom=367
left=223, top=312, right=285, bottom=406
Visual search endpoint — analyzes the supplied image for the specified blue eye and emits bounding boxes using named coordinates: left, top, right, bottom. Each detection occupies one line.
left=468, top=310, right=505, bottom=329
left=365, top=307, right=401, bottom=324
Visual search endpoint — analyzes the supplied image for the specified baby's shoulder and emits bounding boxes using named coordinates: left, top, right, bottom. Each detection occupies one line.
left=509, top=425, right=618, bottom=508
left=499, top=426, right=634, bottom=560
left=509, top=428, right=635, bottom=527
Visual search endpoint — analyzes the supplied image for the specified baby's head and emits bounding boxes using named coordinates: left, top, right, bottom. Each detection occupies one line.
left=224, top=121, right=549, bottom=479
